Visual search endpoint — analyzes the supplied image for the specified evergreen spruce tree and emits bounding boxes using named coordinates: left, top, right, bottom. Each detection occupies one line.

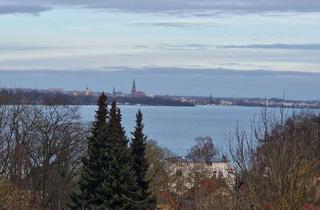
left=71, top=98, right=144, bottom=209
left=98, top=100, right=141, bottom=210
left=70, top=93, right=115, bottom=209
left=131, top=110, right=156, bottom=210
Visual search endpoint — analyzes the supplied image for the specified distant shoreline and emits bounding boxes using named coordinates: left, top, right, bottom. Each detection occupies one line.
left=1, top=87, right=319, bottom=109
left=81, top=103, right=320, bottom=110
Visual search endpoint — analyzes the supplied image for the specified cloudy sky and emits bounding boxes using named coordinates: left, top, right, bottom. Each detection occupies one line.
left=0, top=0, right=319, bottom=72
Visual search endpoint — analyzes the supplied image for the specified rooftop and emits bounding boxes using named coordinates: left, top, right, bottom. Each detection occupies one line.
left=166, top=156, right=227, bottom=164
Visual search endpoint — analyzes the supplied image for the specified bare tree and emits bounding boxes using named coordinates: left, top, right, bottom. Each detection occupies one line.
left=0, top=178, right=9, bottom=208
left=145, top=140, right=175, bottom=195
left=0, top=105, right=87, bottom=209
left=229, top=110, right=320, bottom=210
left=181, top=176, right=236, bottom=210
left=188, top=136, right=218, bottom=164
left=26, top=106, right=87, bottom=209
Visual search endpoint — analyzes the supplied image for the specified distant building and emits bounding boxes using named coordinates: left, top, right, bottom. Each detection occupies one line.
left=72, top=87, right=92, bottom=96
left=48, top=88, right=64, bottom=93
left=165, top=156, right=235, bottom=193
left=85, top=86, right=92, bottom=96
left=131, top=79, right=146, bottom=97
left=220, top=100, right=233, bottom=106
left=131, top=79, right=136, bottom=95
left=112, top=86, right=122, bottom=96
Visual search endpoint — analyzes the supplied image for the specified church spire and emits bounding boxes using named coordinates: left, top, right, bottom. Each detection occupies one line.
left=131, top=78, right=136, bottom=95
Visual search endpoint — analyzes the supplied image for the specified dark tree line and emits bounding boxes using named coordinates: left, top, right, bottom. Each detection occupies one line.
left=0, top=89, right=193, bottom=107
left=71, top=93, right=155, bottom=209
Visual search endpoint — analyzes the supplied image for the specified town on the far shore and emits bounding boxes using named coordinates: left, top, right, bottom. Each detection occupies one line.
left=0, top=79, right=320, bottom=109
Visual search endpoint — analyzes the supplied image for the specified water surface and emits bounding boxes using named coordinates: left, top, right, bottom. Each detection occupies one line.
left=80, top=105, right=291, bottom=155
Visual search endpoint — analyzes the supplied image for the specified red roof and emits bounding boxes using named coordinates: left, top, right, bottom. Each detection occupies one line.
left=300, top=204, right=320, bottom=210
left=156, top=191, right=176, bottom=205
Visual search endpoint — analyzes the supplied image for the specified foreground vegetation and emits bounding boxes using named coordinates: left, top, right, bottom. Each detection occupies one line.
left=0, top=94, right=319, bottom=209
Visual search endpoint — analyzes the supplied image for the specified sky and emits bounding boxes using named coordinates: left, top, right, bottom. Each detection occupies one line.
left=0, top=0, right=319, bottom=72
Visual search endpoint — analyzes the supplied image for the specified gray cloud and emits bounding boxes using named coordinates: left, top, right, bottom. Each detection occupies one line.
left=158, top=44, right=211, bottom=50
left=0, top=42, right=211, bottom=52
left=0, top=3, right=50, bottom=14
left=52, top=0, right=320, bottom=13
left=220, top=44, right=320, bottom=51
left=212, top=62, right=273, bottom=70
left=132, top=43, right=212, bottom=51
left=133, top=21, right=221, bottom=28
left=2, top=0, right=320, bottom=15
left=0, top=43, right=54, bottom=51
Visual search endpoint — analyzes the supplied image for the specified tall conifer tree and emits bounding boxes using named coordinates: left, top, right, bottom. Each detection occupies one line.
left=98, top=100, right=141, bottom=209
left=70, top=93, right=111, bottom=209
left=72, top=98, right=143, bottom=209
left=131, top=110, right=156, bottom=209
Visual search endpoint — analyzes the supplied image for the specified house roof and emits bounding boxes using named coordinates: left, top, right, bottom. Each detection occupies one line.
left=156, top=191, right=176, bottom=205
left=166, top=156, right=226, bottom=164
left=300, top=204, right=320, bottom=210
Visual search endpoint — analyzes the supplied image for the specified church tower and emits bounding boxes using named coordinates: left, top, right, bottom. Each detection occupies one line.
left=85, top=86, right=90, bottom=96
left=131, top=79, right=136, bottom=95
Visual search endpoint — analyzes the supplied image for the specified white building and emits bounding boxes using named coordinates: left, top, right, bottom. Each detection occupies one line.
left=166, top=156, right=235, bottom=193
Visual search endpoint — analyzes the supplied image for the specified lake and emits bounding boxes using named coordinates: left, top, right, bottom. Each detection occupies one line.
left=80, top=105, right=296, bottom=155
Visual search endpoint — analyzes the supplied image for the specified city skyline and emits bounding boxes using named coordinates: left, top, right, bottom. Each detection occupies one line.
left=0, top=69, right=320, bottom=100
